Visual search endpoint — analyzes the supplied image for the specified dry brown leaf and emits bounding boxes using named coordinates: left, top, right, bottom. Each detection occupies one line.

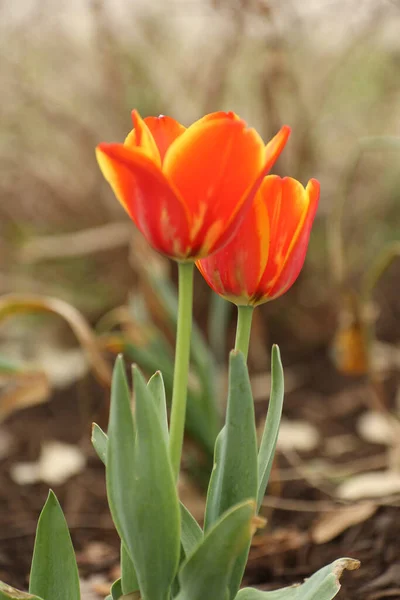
left=76, top=541, right=118, bottom=567
left=11, top=440, right=86, bottom=485
left=337, top=470, right=400, bottom=500
left=0, top=294, right=112, bottom=386
left=0, top=371, right=50, bottom=422
left=312, top=502, right=377, bottom=544
left=0, top=427, right=13, bottom=460
left=276, top=419, right=320, bottom=452
left=357, top=411, right=397, bottom=446
left=249, top=527, right=308, bottom=559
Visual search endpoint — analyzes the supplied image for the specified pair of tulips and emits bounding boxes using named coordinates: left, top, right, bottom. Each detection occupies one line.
left=96, top=110, right=319, bottom=305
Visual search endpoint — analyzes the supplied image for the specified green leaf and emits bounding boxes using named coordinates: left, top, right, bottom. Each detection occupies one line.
left=121, top=543, right=139, bottom=595
left=29, top=490, right=80, bottom=600
left=204, top=350, right=258, bottom=598
left=92, top=417, right=196, bottom=570
left=180, top=503, right=203, bottom=557
left=106, top=356, right=136, bottom=552
left=175, top=500, right=256, bottom=600
left=257, top=345, right=284, bottom=511
left=147, top=371, right=169, bottom=444
left=0, top=583, right=43, bottom=600
left=128, top=366, right=180, bottom=600
left=93, top=415, right=139, bottom=594
left=91, top=422, right=107, bottom=465
left=205, top=351, right=258, bottom=530
left=107, top=358, right=180, bottom=600
left=235, top=558, right=360, bottom=600
left=111, top=579, right=122, bottom=600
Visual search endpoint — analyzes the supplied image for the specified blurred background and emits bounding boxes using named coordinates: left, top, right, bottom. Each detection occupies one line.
left=1, top=1, right=400, bottom=598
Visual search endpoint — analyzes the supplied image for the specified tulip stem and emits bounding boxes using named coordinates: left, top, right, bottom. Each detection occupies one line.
left=234, top=305, right=254, bottom=361
left=169, top=261, right=194, bottom=482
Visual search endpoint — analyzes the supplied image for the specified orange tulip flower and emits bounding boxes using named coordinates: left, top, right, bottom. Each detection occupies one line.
left=197, top=176, right=320, bottom=305
left=96, top=111, right=290, bottom=261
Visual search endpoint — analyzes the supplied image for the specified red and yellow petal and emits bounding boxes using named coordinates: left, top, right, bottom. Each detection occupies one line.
left=96, top=143, right=191, bottom=258
left=126, top=114, right=186, bottom=163
left=190, top=111, right=242, bottom=127
left=255, top=177, right=320, bottom=303
left=163, top=116, right=266, bottom=255
left=207, top=125, right=291, bottom=256
left=142, top=116, right=186, bottom=161
left=197, top=190, right=270, bottom=303
left=124, top=110, right=161, bottom=167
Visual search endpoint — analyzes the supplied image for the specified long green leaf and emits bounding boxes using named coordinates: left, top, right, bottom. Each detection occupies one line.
left=92, top=416, right=139, bottom=594
left=0, top=583, right=43, bottom=600
left=205, top=351, right=258, bottom=529
left=235, top=558, right=360, bottom=600
left=29, top=491, right=80, bottom=600
left=147, top=371, right=168, bottom=444
left=128, top=366, right=181, bottom=600
left=175, top=500, right=255, bottom=600
left=106, top=356, right=137, bottom=561
left=93, top=419, right=198, bottom=565
left=205, top=350, right=258, bottom=598
left=180, top=503, right=203, bottom=557
left=257, top=345, right=284, bottom=511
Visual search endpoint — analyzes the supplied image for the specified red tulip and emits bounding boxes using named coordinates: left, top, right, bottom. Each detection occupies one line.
left=197, top=176, right=320, bottom=305
left=96, top=111, right=290, bottom=260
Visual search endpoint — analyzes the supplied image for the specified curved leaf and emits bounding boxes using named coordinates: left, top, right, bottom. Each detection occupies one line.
left=257, top=345, right=284, bottom=511
left=176, top=500, right=256, bottom=600
left=111, top=579, right=122, bottom=600
left=91, top=422, right=107, bottom=465
left=0, top=582, right=43, bottom=600
left=235, top=558, right=360, bottom=600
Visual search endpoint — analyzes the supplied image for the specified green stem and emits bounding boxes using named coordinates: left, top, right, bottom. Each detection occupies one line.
left=169, top=261, right=194, bottom=481
left=234, top=305, right=254, bottom=361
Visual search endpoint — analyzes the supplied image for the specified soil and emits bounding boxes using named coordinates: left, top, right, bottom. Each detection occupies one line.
left=0, top=349, right=399, bottom=600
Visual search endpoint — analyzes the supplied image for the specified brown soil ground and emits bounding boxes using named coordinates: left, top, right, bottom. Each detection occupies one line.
left=1, top=345, right=399, bottom=600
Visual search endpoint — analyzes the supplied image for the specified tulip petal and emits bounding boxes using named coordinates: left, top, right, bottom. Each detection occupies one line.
left=96, top=143, right=191, bottom=258
left=207, top=125, right=291, bottom=255
left=191, top=111, right=242, bottom=125
left=124, top=110, right=161, bottom=167
left=125, top=114, right=186, bottom=163
left=164, top=117, right=267, bottom=255
left=256, top=177, right=320, bottom=302
left=143, top=116, right=186, bottom=161
left=197, top=191, right=270, bottom=303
